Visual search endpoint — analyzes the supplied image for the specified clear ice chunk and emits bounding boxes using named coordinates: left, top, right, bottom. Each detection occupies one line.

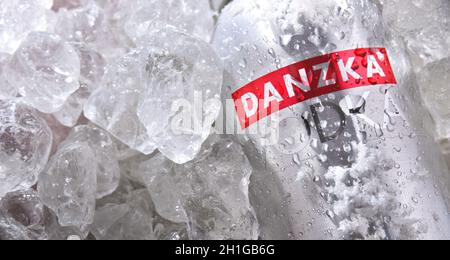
left=124, top=0, right=215, bottom=43
left=54, top=0, right=104, bottom=44
left=38, top=124, right=120, bottom=227
left=54, top=46, right=106, bottom=127
left=0, top=190, right=47, bottom=240
left=137, top=135, right=259, bottom=240
left=84, top=48, right=157, bottom=155
left=136, top=29, right=223, bottom=164
left=0, top=100, right=52, bottom=197
left=418, top=58, right=450, bottom=141
left=52, top=86, right=90, bottom=127
left=0, top=53, right=17, bottom=99
left=38, top=140, right=97, bottom=227
left=91, top=189, right=187, bottom=240
left=66, top=125, right=120, bottom=198
left=42, top=207, right=90, bottom=240
left=38, top=113, right=72, bottom=156
left=1, top=189, right=89, bottom=241
left=85, top=29, right=223, bottom=164
left=7, top=32, right=81, bottom=113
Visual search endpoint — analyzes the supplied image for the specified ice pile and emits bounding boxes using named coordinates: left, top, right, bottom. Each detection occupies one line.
left=37, top=125, right=120, bottom=228
left=1, top=0, right=448, bottom=241
left=0, top=190, right=47, bottom=240
left=0, top=0, right=259, bottom=240
left=135, top=135, right=259, bottom=240
left=92, top=188, right=188, bottom=240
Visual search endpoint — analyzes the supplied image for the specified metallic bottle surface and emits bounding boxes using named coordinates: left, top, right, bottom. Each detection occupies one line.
left=212, top=0, right=450, bottom=240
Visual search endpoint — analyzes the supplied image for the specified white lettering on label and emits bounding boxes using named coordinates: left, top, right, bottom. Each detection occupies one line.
left=337, top=57, right=362, bottom=82
left=313, top=61, right=336, bottom=88
left=367, top=55, right=386, bottom=78
left=264, top=82, right=283, bottom=109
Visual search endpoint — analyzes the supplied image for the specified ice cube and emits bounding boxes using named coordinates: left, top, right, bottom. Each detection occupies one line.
left=7, top=32, right=81, bottom=113
left=0, top=100, right=52, bottom=197
left=53, top=86, right=89, bottom=127
left=38, top=124, right=121, bottom=227
left=85, top=29, right=223, bottom=164
left=138, top=135, right=259, bottom=240
left=91, top=189, right=187, bottom=240
left=0, top=190, right=47, bottom=240
left=136, top=29, right=223, bottom=164
left=38, top=113, right=72, bottom=156
left=42, top=207, right=90, bottom=240
left=38, top=141, right=97, bottom=227
left=54, top=46, right=106, bottom=127
left=66, top=125, right=120, bottom=198
left=1, top=188, right=88, bottom=241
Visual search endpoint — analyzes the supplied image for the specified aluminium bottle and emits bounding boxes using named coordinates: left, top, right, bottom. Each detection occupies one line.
left=212, top=0, right=450, bottom=240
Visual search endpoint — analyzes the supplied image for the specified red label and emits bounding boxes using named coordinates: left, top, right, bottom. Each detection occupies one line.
left=232, top=48, right=397, bottom=129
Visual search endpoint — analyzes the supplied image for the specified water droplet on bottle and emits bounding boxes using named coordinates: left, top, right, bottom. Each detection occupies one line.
left=239, top=59, right=247, bottom=68
left=343, top=144, right=352, bottom=153
left=310, top=139, right=318, bottom=148
left=285, top=136, right=295, bottom=145
left=318, top=154, right=328, bottom=162
left=268, top=48, right=276, bottom=58
left=293, top=154, right=302, bottom=165
left=324, top=43, right=337, bottom=52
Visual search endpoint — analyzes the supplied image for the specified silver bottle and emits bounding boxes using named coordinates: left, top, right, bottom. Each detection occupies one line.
left=212, top=0, right=450, bottom=240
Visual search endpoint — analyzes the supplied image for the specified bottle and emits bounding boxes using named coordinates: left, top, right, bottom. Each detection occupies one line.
left=212, top=0, right=450, bottom=240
